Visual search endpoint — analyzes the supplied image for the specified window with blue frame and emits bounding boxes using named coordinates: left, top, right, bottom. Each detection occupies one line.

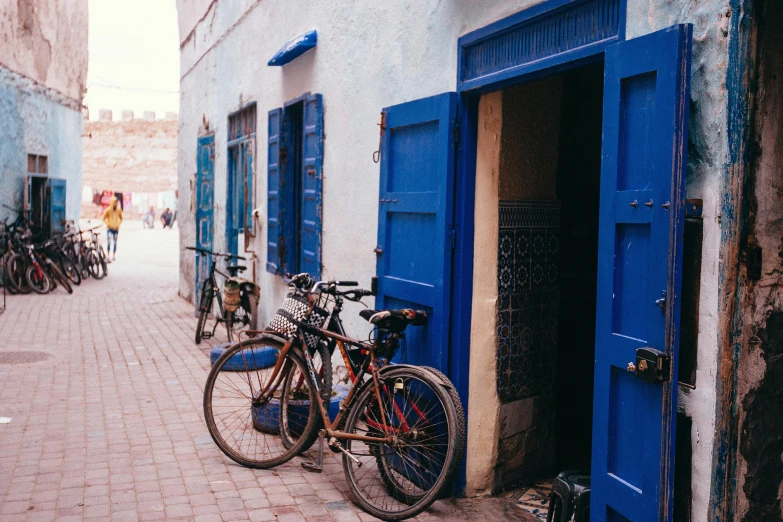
left=267, top=93, right=323, bottom=279
left=227, top=104, right=256, bottom=257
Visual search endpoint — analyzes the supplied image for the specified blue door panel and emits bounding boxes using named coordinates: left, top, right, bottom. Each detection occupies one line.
left=376, top=92, right=457, bottom=374
left=591, top=25, right=691, bottom=522
left=49, top=178, right=66, bottom=233
left=267, top=108, right=283, bottom=274
left=300, top=93, right=323, bottom=279
left=195, top=135, right=215, bottom=311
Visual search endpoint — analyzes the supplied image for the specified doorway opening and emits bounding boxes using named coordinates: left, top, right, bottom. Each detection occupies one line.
left=495, top=61, right=603, bottom=489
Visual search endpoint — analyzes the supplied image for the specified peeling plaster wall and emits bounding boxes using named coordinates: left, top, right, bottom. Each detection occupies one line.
left=0, top=0, right=88, bottom=103
left=0, top=65, right=83, bottom=225
left=0, top=0, right=87, bottom=226
left=736, top=1, right=783, bottom=519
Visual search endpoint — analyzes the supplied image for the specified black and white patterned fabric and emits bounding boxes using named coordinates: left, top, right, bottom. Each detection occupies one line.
left=267, top=293, right=328, bottom=350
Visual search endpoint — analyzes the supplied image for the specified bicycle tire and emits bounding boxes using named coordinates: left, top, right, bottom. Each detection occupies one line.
left=280, top=340, right=333, bottom=452
left=25, top=264, right=51, bottom=294
left=342, top=365, right=459, bottom=521
left=7, top=253, right=31, bottom=294
left=78, top=251, right=91, bottom=279
left=195, top=283, right=213, bottom=344
left=47, top=261, right=72, bottom=294
left=98, top=246, right=108, bottom=277
left=2, top=253, right=19, bottom=294
left=60, top=255, right=81, bottom=285
left=203, top=336, right=319, bottom=469
left=88, top=250, right=104, bottom=279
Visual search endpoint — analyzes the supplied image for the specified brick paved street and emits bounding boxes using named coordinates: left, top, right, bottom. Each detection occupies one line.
left=0, top=222, right=528, bottom=522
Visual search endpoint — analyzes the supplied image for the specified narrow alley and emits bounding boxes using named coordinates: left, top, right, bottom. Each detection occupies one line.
left=0, top=223, right=527, bottom=522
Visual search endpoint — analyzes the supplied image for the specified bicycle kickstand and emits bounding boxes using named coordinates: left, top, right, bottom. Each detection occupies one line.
left=301, top=429, right=325, bottom=473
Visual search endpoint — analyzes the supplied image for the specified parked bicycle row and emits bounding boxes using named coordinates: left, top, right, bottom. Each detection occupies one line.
left=196, top=262, right=466, bottom=521
left=1, top=207, right=110, bottom=295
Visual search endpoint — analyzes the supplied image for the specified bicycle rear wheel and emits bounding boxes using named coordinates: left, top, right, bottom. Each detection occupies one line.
left=203, top=336, right=320, bottom=469
left=25, top=264, right=51, bottom=294
left=342, top=366, right=459, bottom=521
left=47, top=260, right=73, bottom=294
left=195, top=282, right=213, bottom=344
left=88, top=251, right=104, bottom=279
left=280, top=341, right=333, bottom=452
left=60, top=255, right=81, bottom=285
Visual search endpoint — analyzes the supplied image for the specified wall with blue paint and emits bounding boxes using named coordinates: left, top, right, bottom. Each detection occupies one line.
left=0, top=64, right=83, bottom=225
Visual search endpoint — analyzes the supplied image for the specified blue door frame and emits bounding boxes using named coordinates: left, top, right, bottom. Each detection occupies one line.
left=449, top=0, right=627, bottom=495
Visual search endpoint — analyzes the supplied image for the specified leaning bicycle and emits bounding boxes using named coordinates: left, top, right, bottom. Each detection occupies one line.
left=203, top=274, right=465, bottom=521
left=187, top=246, right=259, bottom=343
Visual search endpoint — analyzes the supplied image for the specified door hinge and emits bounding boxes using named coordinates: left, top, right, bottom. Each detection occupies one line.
left=450, top=229, right=457, bottom=251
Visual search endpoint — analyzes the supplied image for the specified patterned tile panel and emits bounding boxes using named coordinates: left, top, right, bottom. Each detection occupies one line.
left=497, top=201, right=560, bottom=404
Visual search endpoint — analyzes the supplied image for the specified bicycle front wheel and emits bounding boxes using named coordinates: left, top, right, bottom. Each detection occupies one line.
left=342, top=366, right=460, bottom=521
left=203, top=336, right=320, bottom=469
left=25, top=265, right=51, bottom=294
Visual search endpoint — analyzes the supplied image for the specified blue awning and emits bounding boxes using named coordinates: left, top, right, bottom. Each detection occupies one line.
left=268, top=30, right=317, bottom=66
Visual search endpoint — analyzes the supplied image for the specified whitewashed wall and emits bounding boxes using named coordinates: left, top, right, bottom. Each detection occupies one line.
left=177, top=1, right=732, bottom=520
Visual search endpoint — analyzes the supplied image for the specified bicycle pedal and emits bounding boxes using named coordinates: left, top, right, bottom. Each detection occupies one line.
left=301, top=461, right=323, bottom=473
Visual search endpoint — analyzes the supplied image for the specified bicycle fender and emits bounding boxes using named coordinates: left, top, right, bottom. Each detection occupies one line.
left=377, top=364, right=453, bottom=389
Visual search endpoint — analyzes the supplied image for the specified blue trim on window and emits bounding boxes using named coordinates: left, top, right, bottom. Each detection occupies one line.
left=268, top=30, right=317, bottom=66
left=457, top=0, right=626, bottom=92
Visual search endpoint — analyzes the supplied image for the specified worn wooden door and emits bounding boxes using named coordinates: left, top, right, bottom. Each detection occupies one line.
left=591, top=25, right=692, bottom=521
left=195, top=135, right=215, bottom=311
left=375, top=92, right=457, bottom=372
left=49, top=178, right=66, bottom=234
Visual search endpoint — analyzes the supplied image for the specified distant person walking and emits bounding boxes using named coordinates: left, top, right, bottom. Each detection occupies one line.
left=143, top=206, right=155, bottom=229
left=161, top=208, right=174, bottom=229
left=102, top=196, right=123, bottom=261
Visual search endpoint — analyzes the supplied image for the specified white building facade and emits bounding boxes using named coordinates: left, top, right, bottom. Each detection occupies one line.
left=177, top=1, right=783, bottom=520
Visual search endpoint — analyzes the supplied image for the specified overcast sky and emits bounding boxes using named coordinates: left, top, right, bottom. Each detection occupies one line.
left=84, top=0, right=180, bottom=120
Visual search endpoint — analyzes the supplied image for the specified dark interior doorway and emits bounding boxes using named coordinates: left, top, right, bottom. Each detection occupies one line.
left=495, top=61, right=603, bottom=488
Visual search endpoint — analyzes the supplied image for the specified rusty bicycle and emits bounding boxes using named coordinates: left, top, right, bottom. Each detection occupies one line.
left=202, top=273, right=465, bottom=521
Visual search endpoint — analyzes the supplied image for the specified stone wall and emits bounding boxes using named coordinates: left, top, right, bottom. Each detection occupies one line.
left=82, top=110, right=178, bottom=216
left=0, top=0, right=88, bottom=104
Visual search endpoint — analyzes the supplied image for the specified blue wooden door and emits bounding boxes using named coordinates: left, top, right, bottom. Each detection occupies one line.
left=49, top=178, right=66, bottom=234
left=195, top=135, right=215, bottom=310
left=591, top=25, right=692, bottom=521
left=376, top=92, right=457, bottom=372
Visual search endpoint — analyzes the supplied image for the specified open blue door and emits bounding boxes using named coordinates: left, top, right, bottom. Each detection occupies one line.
left=591, top=25, right=692, bottom=521
left=195, top=135, right=215, bottom=311
left=49, top=178, right=66, bottom=234
left=376, top=92, right=457, bottom=373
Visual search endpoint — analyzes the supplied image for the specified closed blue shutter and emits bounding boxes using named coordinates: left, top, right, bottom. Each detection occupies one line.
left=49, top=178, right=66, bottom=233
left=245, top=141, right=254, bottom=235
left=195, top=135, right=215, bottom=311
left=267, top=108, right=284, bottom=274
left=300, top=93, right=323, bottom=279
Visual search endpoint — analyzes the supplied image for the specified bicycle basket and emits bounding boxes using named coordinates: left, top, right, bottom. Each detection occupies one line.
left=267, top=293, right=328, bottom=350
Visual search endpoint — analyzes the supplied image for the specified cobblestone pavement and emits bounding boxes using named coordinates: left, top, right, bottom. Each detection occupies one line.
left=0, top=221, right=529, bottom=522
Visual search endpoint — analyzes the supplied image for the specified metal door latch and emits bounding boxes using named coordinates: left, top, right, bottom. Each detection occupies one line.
left=627, top=347, right=671, bottom=383
left=655, top=290, right=667, bottom=309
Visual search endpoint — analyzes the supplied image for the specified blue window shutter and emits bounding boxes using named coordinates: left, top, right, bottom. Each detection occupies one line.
left=267, top=108, right=284, bottom=274
left=49, top=178, right=66, bottom=233
left=300, top=93, right=323, bottom=279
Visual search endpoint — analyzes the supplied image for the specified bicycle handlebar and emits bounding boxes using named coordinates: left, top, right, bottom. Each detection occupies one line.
left=186, top=246, right=246, bottom=261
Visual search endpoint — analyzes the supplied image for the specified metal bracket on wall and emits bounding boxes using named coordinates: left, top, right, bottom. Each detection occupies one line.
left=373, top=112, right=386, bottom=163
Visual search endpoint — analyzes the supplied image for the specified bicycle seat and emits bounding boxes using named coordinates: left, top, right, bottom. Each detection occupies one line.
left=359, top=309, right=427, bottom=333
left=226, top=265, right=247, bottom=276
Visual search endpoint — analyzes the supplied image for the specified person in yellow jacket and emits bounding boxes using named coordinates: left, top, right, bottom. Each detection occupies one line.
left=102, top=196, right=123, bottom=261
